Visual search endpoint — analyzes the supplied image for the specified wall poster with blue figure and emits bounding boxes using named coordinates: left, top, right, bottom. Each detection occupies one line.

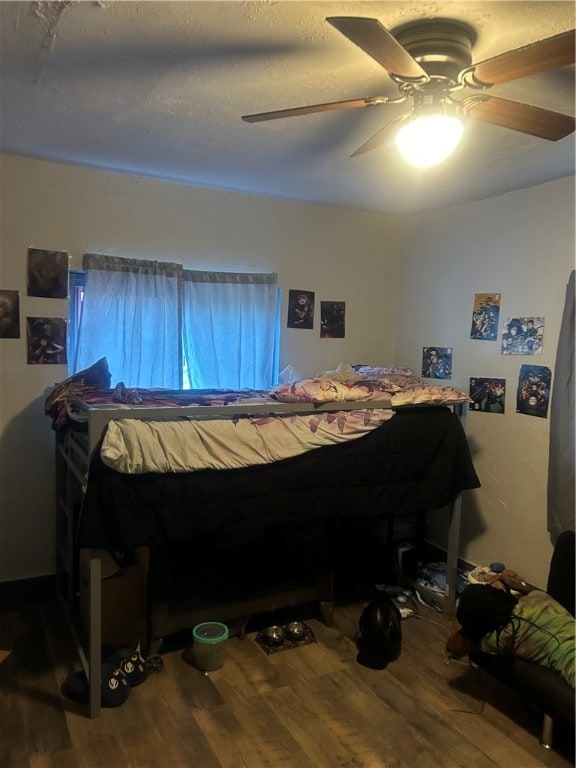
left=470, top=293, right=500, bottom=341
left=421, top=347, right=452, bottom=379
left=517, top=364, right=551, bottom=418
left=501, top=316, right=544, bottom=355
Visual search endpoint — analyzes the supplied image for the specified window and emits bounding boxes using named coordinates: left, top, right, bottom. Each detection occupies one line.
left=71, top=255, right=280, bottom=389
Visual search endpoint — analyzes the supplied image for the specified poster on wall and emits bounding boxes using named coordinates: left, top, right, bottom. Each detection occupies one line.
left=0, top=290, right=20, bottom=338
left=516, top=364, right=551, bottom=418
left=421, top=347, right=452, bottom=379
left=470, top=293, right=500, bottom=341
left=501, top=316, right=544, bottom=355
left=469, top=377, right=506, bottom=413
left=27, top=247, right=69, bottom=298
left=320, top=301, right=345, bottom=338
left=287, top=289, right=314, bottom=329
left=26, top=317, right=67, bottom=364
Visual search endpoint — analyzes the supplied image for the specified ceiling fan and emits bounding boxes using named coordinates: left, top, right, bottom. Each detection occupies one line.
left=241, top=17, right=575, bottom=164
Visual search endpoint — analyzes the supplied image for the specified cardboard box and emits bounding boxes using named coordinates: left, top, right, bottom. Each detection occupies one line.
left=79, top=547, right=149, bottom=649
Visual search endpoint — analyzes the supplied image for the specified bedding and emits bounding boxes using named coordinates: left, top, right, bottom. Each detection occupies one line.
left=318, top=363, right=415, bottom=380
left=271, top=378, right=373, bottom=403
left=45, top=357, right=112, bottom=431
left=49, top=360, right=478, bottom=547
left=78, top=406, right=480, bottom=549
left=101, top=408, right=395, bottom=474
left=46, top=359, right=472, bottom=433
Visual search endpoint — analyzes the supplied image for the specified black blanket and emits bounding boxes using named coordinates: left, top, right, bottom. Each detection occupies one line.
left=77, top=407, right=480, bottom=549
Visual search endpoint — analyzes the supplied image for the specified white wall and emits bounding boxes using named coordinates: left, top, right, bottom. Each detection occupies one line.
left=0, top=154, right=401, bottom=581
left=395, top=177, right=575, bottom=588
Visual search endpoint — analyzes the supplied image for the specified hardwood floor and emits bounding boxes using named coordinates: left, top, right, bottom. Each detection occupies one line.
left=1, top=595, right=574, bottom=768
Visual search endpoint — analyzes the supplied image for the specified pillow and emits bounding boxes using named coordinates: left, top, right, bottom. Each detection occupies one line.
left=391, top=383, right=471, bottom=407
left=317, top=362, right=362, bottom=383
left=359, top=378, right=403, bottom=395
left=272, top=378, right=372, bottom=403
left=352, top=365, right=414, bottom=378
left=45, top=357, right=112, bottom=430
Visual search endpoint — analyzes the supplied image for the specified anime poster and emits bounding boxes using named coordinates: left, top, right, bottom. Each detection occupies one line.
left=470, top=293, right=500, bottom=341
left=469, top=377, right=506, bottom=414
left=287, top=289, right=314, bottom=329
left=320, top=301, right=345, bottom=338
left=0, top=289, right=20, bottom=338
left=26, top=317, right=67, bottom=364
left=421, top=346, right=452, bottom=379
left=27, top=247, right=69, bottom=298
left=501, top=316, right=544, bottom=355
left=517, top=364, right=551, bottom=418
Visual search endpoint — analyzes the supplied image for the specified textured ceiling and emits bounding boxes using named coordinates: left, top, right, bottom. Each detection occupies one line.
left=0, top=1, right=574, bottom=215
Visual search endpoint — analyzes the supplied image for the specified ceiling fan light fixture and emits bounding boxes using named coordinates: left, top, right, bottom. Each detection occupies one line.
left=395, top=112, right=464, bottom=168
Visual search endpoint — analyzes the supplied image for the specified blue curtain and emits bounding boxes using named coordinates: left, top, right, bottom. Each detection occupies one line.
left=74, top=255, right=279, bottom=390
left=75, top=254, right=182, bottom=388
left=182, top=270, right=280, bottom=389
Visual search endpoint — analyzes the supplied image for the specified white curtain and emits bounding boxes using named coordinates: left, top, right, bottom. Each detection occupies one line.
left=182, top=270, right=280, bottom=389
left=75, top=254, right=182, bottom=388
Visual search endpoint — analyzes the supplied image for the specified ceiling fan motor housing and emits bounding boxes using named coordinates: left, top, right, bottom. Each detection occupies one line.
left=392, top=19, right=477, bottom=83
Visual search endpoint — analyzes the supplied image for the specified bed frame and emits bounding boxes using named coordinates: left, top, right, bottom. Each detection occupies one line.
left=55, top=396, right=469, bottom=717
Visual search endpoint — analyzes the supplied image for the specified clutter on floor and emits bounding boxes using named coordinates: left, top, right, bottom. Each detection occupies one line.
left=412, top=561, right=471, bottom=609
left=60, top=644, right=148, bottom=708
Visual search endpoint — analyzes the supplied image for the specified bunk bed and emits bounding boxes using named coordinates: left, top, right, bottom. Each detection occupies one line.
left=47, top=360, right=480, bottom=717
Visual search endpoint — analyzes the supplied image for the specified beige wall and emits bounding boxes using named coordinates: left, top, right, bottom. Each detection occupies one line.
left=395, top=178, right=575, bottom=588
left=0, top=154, right=401, bottom=581
left=1, top=155, right=574, bottom=587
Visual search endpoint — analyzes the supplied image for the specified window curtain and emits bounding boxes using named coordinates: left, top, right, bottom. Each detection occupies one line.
left=182, top=270, right=280, bottom=389
left=75, top=254, right=182, bottom=388
left=547, top=270, right=575, bottom=539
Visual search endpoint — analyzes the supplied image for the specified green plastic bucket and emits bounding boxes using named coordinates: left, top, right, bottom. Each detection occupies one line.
left=192, top=621, right=229, bottom=671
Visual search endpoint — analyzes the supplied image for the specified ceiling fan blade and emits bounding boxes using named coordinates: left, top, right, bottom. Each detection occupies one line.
left=351, top=116, right=408, bottom=157
left=472, top=29, right=575, bottom=86
left=242, top=96, right=389, bottom=123
left=326, top=17, right=428, bottom=81
left=460, top=96, right=575, bottom=140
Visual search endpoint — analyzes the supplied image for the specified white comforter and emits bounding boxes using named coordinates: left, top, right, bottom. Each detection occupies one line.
left=100, top=409, right=395, bottom=474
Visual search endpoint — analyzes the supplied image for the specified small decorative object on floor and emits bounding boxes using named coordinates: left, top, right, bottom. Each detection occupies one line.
left=192, top=622, right=229, bottom=671
left=255, top=621, right=317, bottom=654
left=107, top=644, right=148, bottom=686
left=61, top=662, right=131, bottom=707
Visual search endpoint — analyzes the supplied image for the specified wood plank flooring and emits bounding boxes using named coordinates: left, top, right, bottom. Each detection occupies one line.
left=1, top=596, right=574, bottom=768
